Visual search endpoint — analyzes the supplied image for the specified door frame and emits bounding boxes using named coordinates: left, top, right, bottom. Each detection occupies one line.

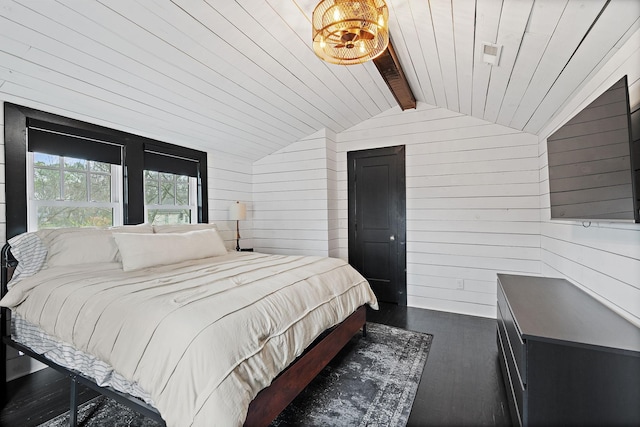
left=347, top=145, right=407, bottom=305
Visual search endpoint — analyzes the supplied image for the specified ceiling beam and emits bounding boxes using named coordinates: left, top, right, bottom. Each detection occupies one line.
left=373, top=39, right=417, bottom=110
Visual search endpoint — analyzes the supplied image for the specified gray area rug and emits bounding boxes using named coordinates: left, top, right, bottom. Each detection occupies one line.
left=38, top=323, right=432, bottom=427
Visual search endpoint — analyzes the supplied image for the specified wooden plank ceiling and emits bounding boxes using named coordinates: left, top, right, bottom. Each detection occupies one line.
left=0, top=0, right=638, bottom=163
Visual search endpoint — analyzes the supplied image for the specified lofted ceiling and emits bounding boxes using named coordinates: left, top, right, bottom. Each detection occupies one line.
left=0, top=0, right=639, bottom=163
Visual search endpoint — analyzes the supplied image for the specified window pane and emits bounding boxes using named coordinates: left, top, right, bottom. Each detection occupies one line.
left=37, top=206, right=113, bottom=228
left=64, top=157, right=87, bottom=170
left=90, top=173, right=111, bottom=202
left=90, top=160, right=111, bottom=173
left=159, top=173, right=175, bottom=205
left=145, top=170, right=158, bottom=180
left=145, top=170, right=159, bottom=204
left=144, top=171, right=193, bottom=225
left=176, top=180, right=189, bottom=205
left=34, top=152, right=59, bottom=167
left=147, top=209, right=190, bottom=225
left=64, top=171, right=87, bottom=201
left=33, top=167, right=61, bottom=200
left=160, top=172, right=174, bottom=182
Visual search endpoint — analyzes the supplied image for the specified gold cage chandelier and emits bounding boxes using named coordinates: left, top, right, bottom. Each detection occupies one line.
left=312, top=0, right=389, bottom=65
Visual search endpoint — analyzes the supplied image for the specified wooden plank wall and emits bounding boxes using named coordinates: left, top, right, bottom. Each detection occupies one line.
left=252, top=105, right=541, bottom=318
left=337, top=105, right=541, bottom=318
left=537, top=29, right=640, bottom=326
left=207, top=153, right=254, bottom=251
left=326, top=134, right=340, bottom=259
left=252, top=129, right=331, bottom=256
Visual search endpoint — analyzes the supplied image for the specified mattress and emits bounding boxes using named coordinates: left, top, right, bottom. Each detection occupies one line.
left=1, top=251, right=378, bottom=427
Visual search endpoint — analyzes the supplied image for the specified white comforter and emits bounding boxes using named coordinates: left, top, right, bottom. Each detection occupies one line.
left=0, top=252, right=378, bottom=426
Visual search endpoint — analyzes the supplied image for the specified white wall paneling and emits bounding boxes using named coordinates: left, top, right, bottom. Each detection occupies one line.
left=522, top=1, right=640, bottom=134
left=470, top=0, right=502, bottom=118
left=252, top=103, right=541, bottom=318
left=388, top=0, right=438, bottom=106
left=451, top=0, right=476, bottom=116
left=207, top=153, right=253, bottom=251
left=428, top=0, right=459, bottom=112
left=252, top=129, right=333, bottom=256
left=341, top=106, right=541, bottom=318
left=326, top=133, right=340, bottom=258
left=481, top=0, right=534, bottom=123
left=2, top=0, right=638, bottom=163
left=508, top=0, right=609, bottom=131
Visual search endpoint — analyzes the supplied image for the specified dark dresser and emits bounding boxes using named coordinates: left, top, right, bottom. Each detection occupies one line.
left=496, top=273, right=640, bottom=426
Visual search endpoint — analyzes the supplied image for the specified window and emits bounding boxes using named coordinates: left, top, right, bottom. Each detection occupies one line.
left=24, top=122, right=125, bottom=231
left=4, top=103, right=208, bottom=239
left=143, top=147, right=202, bottom=226
left=144, top=170, right=196, bottom=225
left=28, top=152, right=122, bottom=230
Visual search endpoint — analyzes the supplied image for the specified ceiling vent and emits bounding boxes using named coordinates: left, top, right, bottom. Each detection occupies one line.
left=481, top=42, right=502, bottom=66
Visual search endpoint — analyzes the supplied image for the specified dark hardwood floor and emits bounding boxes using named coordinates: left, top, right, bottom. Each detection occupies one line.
left=0, top=367, right=99, bottom=426
left=367, top=303, right=512, bottom=427
left=0, top=303, right=511, bottom=426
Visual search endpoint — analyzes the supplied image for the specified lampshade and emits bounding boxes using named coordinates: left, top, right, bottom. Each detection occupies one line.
left=229, top=201, right=246, bottom=221
left=312, top=0, right=389, bottom=65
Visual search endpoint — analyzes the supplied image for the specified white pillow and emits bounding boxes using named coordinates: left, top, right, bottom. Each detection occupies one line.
left=109, top=223, right=154, bottom=234
left=36, top=225, right=153, bottom=267
left=40, top=228, right=120, bottom=267
left=113, top=228, right=228, bottom=272
left=153, top=223, right=218, bottom=234
left=109, top=224, right=154, bottom=261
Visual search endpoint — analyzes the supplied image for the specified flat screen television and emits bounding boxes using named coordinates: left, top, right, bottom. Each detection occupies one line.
left=547, top=75, right=639, bottom=222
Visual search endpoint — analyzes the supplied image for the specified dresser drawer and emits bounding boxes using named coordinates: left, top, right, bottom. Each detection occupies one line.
left=497, top=323, right=524, bottom=426
left=497, top=281, right=526, bottom=385
left=496, top=273, right=640, bottom=426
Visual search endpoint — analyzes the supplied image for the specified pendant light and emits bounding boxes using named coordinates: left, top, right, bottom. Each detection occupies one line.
left=312, top=0, right=389, bottom=65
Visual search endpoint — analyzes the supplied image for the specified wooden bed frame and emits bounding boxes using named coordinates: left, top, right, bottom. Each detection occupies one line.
left=0, top=243, right=367, bottom=426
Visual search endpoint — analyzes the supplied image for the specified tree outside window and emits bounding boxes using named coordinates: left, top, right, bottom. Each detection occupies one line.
left=144, top=170, right=195, bottom=225
left=30, top=152, right=120, bottom=229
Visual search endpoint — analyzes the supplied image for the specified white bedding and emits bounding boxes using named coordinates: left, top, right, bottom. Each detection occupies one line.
left=12, top=314, right=154, bottom=404
left=0, top=252, right=378, bottom=427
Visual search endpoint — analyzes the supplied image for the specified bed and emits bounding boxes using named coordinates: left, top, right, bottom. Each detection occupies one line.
left=0, top=224, right=378, bottom=426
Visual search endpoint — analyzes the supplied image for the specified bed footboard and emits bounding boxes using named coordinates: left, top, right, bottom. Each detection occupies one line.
left=244, top=305, right=367, bottom=427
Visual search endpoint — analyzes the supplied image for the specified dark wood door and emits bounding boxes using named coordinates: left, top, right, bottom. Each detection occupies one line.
left=348, top=146, right=406, bottom=305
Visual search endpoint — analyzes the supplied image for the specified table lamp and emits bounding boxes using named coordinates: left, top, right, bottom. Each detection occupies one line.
left=229, top=201, right=246, bottom=251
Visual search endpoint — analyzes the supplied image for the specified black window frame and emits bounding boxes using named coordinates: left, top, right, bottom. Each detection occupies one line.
left=4, top=103, right=208, bottom=239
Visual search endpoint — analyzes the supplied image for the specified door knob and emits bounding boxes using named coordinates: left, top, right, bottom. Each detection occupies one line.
left=390, top=235, right=395, bottom=241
